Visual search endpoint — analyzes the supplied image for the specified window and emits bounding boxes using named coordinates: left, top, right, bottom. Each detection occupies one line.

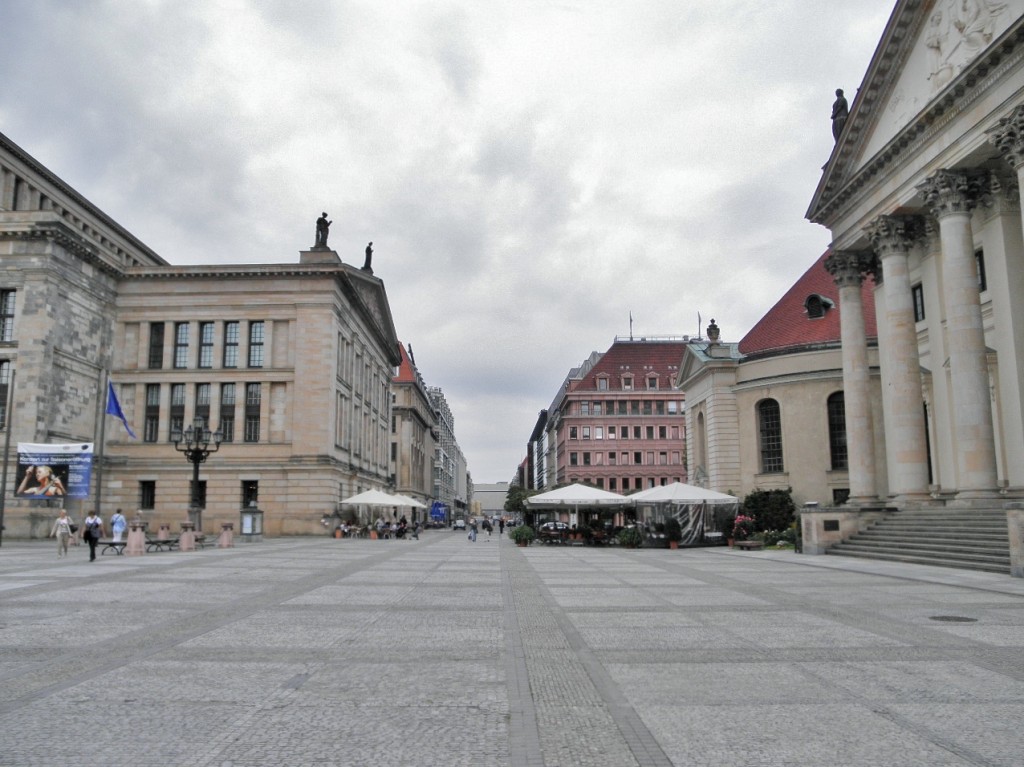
left=608, top=426, right=616, bottom=439
left=0, top=360, right=10, bottom=427
left=148, top=323, right=164, bottom=369
left=647, top=376, right=658, bottom=390
left=827, top=392, right=848, bottom=470
left=633, top=426, right=641, bottom=439
left=630, top=401, right=640, bottom=415
left=248, top=321, right=265, bottom=367
left=622, top=376, right=633, bottom=390
left=646, top=426, right=654, bottom=440
left=144, top=384, right=160, bottom=442
left=975, top=248, right=987, bottom=292
left=805, top=293, right=833, bottom=319
left=617, top=401, right=627, bottom=415
left=609, top=452, right=617, bottom=465
left=220, top=383, right=235, bottom=442
left=241, top=480, right=259, bottom=508
left=195, top=383, right=211, bottom=428
left=655, top=401, right=665, bottom=415
left=633, top=451, right=642, bottom=465
left=223, top=322, right=239, bottom=367
left=583, top=453, right=591, bottom=466
left=244, top=382, right=261, bottom=442
left=169, top=383, right=185, bottom=440
left=198, top=322, right=214, bottom=368
left=642, top=401, right=652, bottom=415
left=660, top=451, right=668, bottom=465
left=758, top=399, right=784, bottom=473
left=609, top=478, right=617, bottom=491
left=659, top=425, right=667, bottom=439
left=570, top=452, right=579, bottom=466
left=569, top=426, right=578, bottom=440
left=173, top=322, right=190, bottom=369
left=139, top=481, right=156, bottom=510
left=595, top=427, right=603, bottom=440
left=0, top=290, right=15, bottom=341
left=580, top=401, right=590, bottom=416
left=593, top=402, right=602, bottom=416
left=668, top=401, right=678, bottom=415
left=912, top=284, right=925, bottom=323
left=597, top=377, right=608, bottom=391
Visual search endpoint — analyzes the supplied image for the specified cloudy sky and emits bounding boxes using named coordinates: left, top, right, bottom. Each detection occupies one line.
left=1, top=0, right=895, bottom=482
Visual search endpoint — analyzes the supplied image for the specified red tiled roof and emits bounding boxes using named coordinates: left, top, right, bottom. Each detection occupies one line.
left=571, top=339, right=689, bottom=392
left=393, top=341, right=417, bottom=383
left=738, top=251, right=877, bottom=357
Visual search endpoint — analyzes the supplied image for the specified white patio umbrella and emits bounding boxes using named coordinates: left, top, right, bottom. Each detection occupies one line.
left=630, top=482, right=738, bottom=545
left=339, top=488, right=403, bottom=525
left=391, top=493, right=427, bottom=508
left=526, top=483, right=633, bottom=525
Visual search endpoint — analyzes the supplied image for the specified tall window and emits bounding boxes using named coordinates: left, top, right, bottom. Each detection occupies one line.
left=139, top=481, right=156, bottom=510
left=169, top=383, right=185, bottom=441
left=244, top=383, right=261, bottom=442
left=173, top=322, right=189, bottom=369
left=248, top=321, right=265, bottom=368
left=220, top=383, right=236, bottom=442
left=198, top=322, right=214, bottom=368
left=912, top=284, right=925, bottom=323
left=0, top=290, right=15, bottom=341
left=195, top=383, right=211, bottom=428
left=827, top=392, right=848, bottom=470
left=223, top=322, right=239, bottom=368
left=975, top=248, right=987, bottom=292
left=758, top=399, right=784, bottom=473
left=241, top=480, right=258, bottom=508
left=144, top=384, right=160, bottom=443
left=0, top=360, right=10, bottom=428
left=148, top=323, right=165, bottom=369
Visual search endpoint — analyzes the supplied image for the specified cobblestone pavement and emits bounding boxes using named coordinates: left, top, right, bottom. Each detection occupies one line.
left=1, top=533, right=1022, bottom=766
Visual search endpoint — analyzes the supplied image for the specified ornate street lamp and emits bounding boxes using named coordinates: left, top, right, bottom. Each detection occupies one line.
left=172, top=416, right=223, bottom=532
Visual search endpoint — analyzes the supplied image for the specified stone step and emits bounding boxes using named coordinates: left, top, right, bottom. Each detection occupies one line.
left=838, top=538, right=1009, bottom=558
left=827, top=547, right=1010, bottom=575
left=855, top=530, right=1008, bottom=544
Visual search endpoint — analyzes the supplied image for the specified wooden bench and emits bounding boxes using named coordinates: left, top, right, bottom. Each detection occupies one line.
left=146, top=537, right=178, bottom=552
left=99, top=539, right=127, bottom=555
left=734, top=540, right=764, bottom=550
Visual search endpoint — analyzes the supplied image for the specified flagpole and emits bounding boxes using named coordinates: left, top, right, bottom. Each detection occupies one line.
left=0, top=369, right=16, bottom=548
left=96, top=370, right=108, bottom=515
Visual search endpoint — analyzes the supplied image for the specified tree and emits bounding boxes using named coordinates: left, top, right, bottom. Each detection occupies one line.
left=740, top=488, right=796, bottom=532
left=504, top=484, right=534, bottom=517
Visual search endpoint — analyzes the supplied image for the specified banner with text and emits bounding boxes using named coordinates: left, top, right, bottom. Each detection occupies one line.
left=15, top=443, right=94, bottom=499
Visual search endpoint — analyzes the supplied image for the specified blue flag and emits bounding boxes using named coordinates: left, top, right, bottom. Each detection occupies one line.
left=105, top=381, right=137, bottom=439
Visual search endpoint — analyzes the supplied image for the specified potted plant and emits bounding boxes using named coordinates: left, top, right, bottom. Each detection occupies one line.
left=664, top=518, right=682, bottom=549
left=509, top=525, right=536, bottom=547
left=731, top=514, right=756, bottom=544
left=617, top=526, right=644, bottom=549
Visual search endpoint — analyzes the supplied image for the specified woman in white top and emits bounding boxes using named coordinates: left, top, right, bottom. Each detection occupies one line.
left=49, top=509, right=75, bottom=557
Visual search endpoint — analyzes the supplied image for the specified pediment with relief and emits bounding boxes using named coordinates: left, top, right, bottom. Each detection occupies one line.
left=348, top=272, right=401, bottom=363
left=859, top=0, right=1019, bottom=169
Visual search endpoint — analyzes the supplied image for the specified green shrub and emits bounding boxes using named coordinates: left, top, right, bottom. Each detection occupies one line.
left=509, top=525, right=536, bottom=545
left=741, top=489, right=796, bottom=532
left=617, top=526, right=644, bottom=548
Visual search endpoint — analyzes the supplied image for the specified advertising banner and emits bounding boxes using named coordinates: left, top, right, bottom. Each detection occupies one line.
left=15, top=443, right=94, bottom=499
left=430, top=501, right=448, bottom=520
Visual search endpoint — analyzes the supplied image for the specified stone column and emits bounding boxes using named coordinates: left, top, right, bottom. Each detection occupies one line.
left=824, top=251, right=877, bottom=504
left=918, top=170, right=999, bottom=499
left=866, top=215, right=932, bottom=502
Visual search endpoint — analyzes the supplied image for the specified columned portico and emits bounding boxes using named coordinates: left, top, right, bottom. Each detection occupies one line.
left=918, top=170, right=999, bottom=500
left=866, top=215, right=931, bottom=502
left=824, top=250, right=877, bottom=504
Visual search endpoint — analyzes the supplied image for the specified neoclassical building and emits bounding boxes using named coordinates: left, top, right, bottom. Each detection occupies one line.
left=391, top=342, right=437, bottom=511
left=808, top=0, right=1024, bottom=506
left=0, top=129, right=404, bottom=537
left=678, top=0, right=1024, bottom=526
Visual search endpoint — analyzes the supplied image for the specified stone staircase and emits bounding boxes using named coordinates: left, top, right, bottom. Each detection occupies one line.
left=828, top=508, right=1011, bottom=574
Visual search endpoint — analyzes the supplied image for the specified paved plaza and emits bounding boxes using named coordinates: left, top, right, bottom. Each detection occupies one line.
left=0, top=532, right=1022, bottom=767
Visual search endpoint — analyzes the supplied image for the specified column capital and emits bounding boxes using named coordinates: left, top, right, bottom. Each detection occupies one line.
left=980, top=167, right=1021, bottom=216
left=824, top=250, right=871, bottom=288
left=866, top=214, right=921, bottom=257
left=986, top=104, right=1024, bottom=171
left=917, top=169, right=983, bottom=218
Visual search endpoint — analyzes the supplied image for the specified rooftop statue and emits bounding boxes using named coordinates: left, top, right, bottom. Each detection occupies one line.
left=315, top=212, right=332, bottom=248
left=831, top=89, right=849, bottom=142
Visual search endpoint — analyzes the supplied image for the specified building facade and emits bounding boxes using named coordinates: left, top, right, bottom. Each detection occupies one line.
left=0, top=130, right=404, bottom=537
left=543, top=338, right=689, bottom=492
left=427, top=385, right=469, bottom=519
left=391, top=342, right=437, bottom=510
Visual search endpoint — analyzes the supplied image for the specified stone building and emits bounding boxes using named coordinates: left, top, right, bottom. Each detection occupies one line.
left=0, top=129, right=402, bottom=537
left=427, top=385, right=469, bottom=519
left=542, top=337, right=689, bottom=492
left=391, top=342, right=437, bottom=512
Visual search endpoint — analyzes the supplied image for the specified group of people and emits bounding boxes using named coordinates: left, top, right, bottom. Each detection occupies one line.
left=49, top=508, right=128, bottom=561
left=467, top=517, right=504, bottom=542
left=373, top=515, right=421, bottom=540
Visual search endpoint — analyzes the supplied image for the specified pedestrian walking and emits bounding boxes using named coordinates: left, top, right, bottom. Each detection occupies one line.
left=482, top=518, right=492, bottom=539
left=49, top=509, right=75, bottom=557
left=499, top=518, right=505, bottom=536
left=82, top=510, right=104, bottom=561
left=468, top=519, right=477, bottom=542
left=110, top=508, right=127, bottom=542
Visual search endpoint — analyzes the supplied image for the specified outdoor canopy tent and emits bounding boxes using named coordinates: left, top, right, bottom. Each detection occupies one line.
left=526, top=483, right=633, bottom=527
left=629, top=482, right=738, bottom=545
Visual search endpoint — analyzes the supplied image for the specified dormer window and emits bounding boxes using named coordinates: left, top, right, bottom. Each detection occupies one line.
left=804, top=294, right=834, bottom=319
left=622, top=375, right=633, bottom=390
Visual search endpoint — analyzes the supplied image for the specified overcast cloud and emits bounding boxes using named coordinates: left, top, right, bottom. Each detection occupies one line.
left=0, top=0, right=895, bottom=482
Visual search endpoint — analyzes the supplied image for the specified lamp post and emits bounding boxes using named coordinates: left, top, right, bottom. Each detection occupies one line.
left=172, top=416, right=223, bottom=532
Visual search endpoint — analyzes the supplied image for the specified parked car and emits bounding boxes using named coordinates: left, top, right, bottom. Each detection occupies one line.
left=453, top=519, right=466, bottom=530
left=538, top=521, right=571, bottom=544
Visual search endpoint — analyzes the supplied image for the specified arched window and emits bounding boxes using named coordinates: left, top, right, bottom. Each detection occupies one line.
left=827, top=392, right=847, bottom=470
left=757, top=399, right=783, bottom=473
